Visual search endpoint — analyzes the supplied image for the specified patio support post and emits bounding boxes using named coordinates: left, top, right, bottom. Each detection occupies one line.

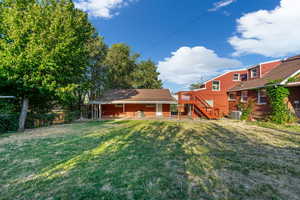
left=99, top=104, right=102, bottom=119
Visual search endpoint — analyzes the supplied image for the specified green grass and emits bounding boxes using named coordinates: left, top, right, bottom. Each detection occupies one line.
left=0, top=120, right=299, bottom=200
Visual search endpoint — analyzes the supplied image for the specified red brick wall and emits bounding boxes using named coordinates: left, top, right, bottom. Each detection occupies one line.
left=229, top=90, right=272, bottom=119
left=192, top=70, right=248, bottom=116
left=101, top=104, right=171, bottom=118
left=102, top=104, right=125, bottom=117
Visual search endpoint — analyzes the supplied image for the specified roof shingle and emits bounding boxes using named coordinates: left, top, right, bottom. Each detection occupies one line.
left=229, top=57, right=300, bottom=92
left=94, top=89, right=176, bottom=103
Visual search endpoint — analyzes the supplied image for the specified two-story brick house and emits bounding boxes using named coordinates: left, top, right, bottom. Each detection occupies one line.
left=178, top=56, right=300, bottom=120
left=228, top=56, right=300, bottom=119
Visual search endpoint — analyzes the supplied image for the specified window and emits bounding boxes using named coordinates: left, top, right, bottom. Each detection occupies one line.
left=258, top=89, right=267, bottom=104
left=115, top=104, right=123, bottom=108
left=241, top=91, right=248, bottom=102
left=251, top=68, right=258, bottom=78
left=233, top=74, right=240, bottom=81
left=146, top=104, right=155, bottom=108
left=205, top=100, right=214, bottom=107
left=212, top=80, right=220, bottom=91
left=241, top=74, right=248, bottom=81
left=294, top=101, right=300, bottom=109
left=228, top=93, right=236, bottom=101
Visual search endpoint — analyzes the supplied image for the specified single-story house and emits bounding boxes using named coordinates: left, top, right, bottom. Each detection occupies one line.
left=89, top=89, right=177, bottom=119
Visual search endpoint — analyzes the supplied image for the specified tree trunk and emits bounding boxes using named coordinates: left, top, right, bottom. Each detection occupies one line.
left=18, top=97, right=29, bottom=132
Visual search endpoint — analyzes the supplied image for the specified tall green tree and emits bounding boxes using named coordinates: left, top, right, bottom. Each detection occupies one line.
left=86, top=35, right=108, bottom=100
left=104, top=43, right=139, bottom=89
left=132, top=60, right=162, bottom=89
left=0, top=0, right=95, bottom=131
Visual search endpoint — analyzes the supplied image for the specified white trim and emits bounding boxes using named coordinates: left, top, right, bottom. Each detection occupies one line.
left=156, top=104, right=163, bottom=116
left=241, top=91, right=248, bottom=103
left=197, top=69, right=247, bottom=86
left=259, top=59, right=281, bottom=65
left=89, top=100, right=177, bottom=105
left=259, top=64, right=262, bottom=78
left=281, top=69, right=300, bottom=85
left=286, top=81, right=300, bottom=87
left=228, top=92, right=236, bottom=101
left=212, top=80, right=221, bottom=91
left=233, top=73, right=240, bottom=81
left=250, top=68, right=259, bottom=79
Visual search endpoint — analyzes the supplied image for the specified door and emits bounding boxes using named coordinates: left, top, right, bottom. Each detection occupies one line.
left=156, top=104, right=163, bottom=117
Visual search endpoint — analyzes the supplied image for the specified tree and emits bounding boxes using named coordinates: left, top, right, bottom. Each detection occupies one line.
left=104, top=43, right=139, bottom=89
left=132, top=60, right=162, bottom=89
left=0, top=0, right=95, bottom=131
left=86, top=35, right=108, bottom=100
left=189, top=82, right=203, bottom=90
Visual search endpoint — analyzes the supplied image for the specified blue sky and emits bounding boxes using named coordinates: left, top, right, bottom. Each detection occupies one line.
left=74, top=0, right=300, bottom=92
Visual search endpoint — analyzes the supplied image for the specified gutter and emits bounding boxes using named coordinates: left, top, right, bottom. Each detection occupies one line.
left=89, top=100, right=178, bottom=105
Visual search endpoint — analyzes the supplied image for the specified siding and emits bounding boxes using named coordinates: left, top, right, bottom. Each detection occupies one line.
left=192, top=70, right=248, bottom=116
left=102, top=104, right=171, bottom=118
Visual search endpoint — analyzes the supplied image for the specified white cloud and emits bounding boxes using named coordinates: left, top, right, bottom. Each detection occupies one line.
left=158, top=46, right=242, bottom=85
left=209, top=0, right=236, bottom=11
left=229, top=0, right=300, bottom=57
left=75, top=0, right=136, bottom=18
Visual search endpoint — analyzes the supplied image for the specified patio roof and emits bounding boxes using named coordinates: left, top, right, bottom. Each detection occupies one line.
left=90, top=89, right=177, bottom=104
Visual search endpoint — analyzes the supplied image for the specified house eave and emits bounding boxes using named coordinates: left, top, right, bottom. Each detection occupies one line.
left=89, top=100, right=177, bottom=105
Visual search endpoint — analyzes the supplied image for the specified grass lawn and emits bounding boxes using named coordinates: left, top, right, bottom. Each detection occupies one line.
left=0, top=120, right=300, bottom=200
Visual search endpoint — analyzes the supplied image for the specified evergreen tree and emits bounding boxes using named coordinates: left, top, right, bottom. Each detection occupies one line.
left=133, top=60, right=162, bottom=89
left=104, top=43, right=139, bottom=89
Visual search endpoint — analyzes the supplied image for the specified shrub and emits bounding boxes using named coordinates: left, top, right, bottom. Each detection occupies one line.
left=64, top=110, right=81, bottom=123
left=25, top=113, right=58, bottom=129
left=238, top=99, right=255, bottom=121
left=0, top=114, right=19, bottom=133
left=266, top=85, right=296, bottom=124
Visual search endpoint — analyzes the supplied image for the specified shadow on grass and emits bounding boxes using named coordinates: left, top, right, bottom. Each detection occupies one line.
left=2, top=121, right=300, bottom=200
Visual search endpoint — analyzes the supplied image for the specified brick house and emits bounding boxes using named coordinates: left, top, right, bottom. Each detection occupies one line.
left=89, top=89, right=176, bottom=119
left=178, top=56, right=300, bottom=120
left=228, top=56, right=300, bottom=119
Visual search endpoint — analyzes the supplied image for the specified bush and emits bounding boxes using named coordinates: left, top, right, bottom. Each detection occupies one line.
left=0, top=114, right=19, bottom=133
left=26, top=113, right=58, bottom=129
left=64, top=110, right=80, bottom=123
left=266, top=85, right=296, bottom=124
left=238, top=99, right=255, bottom=121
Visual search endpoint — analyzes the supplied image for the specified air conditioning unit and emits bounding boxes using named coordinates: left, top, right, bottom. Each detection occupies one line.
left=230, top=111, right=242, bottom=120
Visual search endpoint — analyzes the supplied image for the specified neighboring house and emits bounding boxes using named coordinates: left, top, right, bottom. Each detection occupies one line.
left=228, top=56, right=300, bottom=119
left=178, top=59, right=284, bottom=119
left=89, top=89, right=177, bottom=119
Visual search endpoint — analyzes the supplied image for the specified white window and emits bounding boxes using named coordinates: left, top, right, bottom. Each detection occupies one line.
left=212, top=80, right=220, bottom=91
left=233, top=74, right=240, bottom=81
left=228, top=93, right=236, bottom=101
left=241, top=91, right=248, bottom=102
left=258, top=89, right=267, bottom=104
left=295, top=101, right=300, bottom=109
left=251, top=68, right=258, bottom=78
left=205, top=100, right=214, bottom=107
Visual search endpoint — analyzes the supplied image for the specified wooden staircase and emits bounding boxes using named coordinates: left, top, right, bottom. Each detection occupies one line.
left=178, top=92, right=220, bottom=120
